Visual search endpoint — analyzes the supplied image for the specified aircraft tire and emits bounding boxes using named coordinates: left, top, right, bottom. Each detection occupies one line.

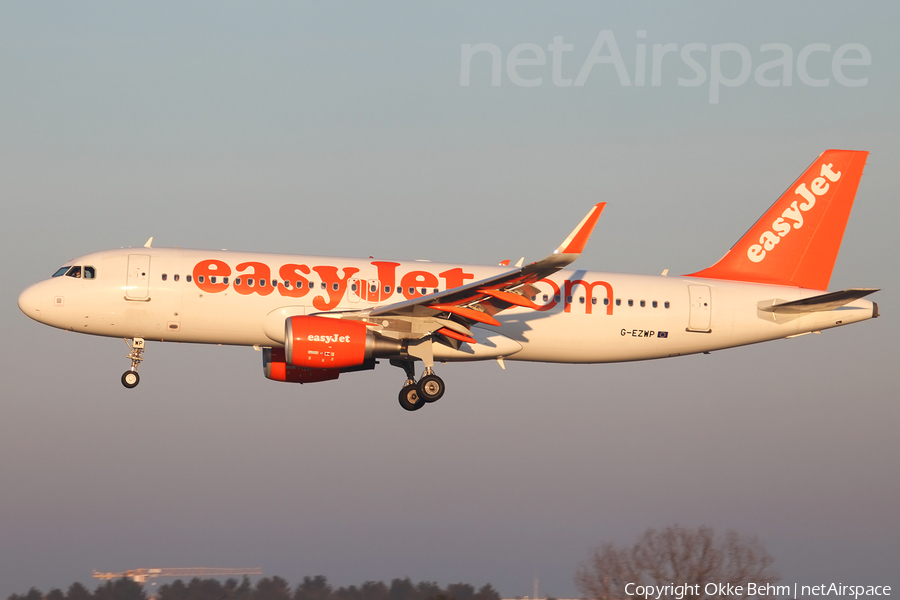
left=418, top=374, right=445, bottom=403
left=398, top=384, right=424, bottom=411
left=121, top=371, right=140, bottom=389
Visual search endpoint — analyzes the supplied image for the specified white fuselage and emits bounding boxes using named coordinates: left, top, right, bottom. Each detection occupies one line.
left=18, top=247, right=876, bottom=364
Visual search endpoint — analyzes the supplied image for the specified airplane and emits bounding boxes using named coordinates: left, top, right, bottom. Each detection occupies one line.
left=18, top=149, right=879, bottom=411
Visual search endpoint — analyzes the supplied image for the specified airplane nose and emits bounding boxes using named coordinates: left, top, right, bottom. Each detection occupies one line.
left=18, top=283, right=43, bottom=321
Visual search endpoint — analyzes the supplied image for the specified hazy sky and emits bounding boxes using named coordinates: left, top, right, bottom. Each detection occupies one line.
left=1, top=2, right=898, bottom=597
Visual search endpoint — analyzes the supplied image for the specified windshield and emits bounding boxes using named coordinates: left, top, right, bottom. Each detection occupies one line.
left=52, top=265, right=96, bottom=279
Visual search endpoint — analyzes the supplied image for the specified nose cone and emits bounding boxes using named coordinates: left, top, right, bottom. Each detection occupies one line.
left=18, top=283, right=43, bottom=322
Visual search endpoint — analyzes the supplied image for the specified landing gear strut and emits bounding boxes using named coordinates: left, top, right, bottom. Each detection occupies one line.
left=122, top=337, right=145, bottom=389
left=391, top=359, right=445, bottom=412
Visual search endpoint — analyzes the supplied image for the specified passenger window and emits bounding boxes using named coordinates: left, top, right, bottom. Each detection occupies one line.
left=615, top=298, right=621, bottom=306
left=640, top=300, right=645, bottom=307
left=210, top=276, right=216, bottom=284
left=321, top=282, right=326, bottom=290
left=604, top=298, right=610, bottom=306
left=579, top=296, right=585, bottom=304
left=198, top=275, right=204, bottom=283
left=84, top=266, right=96, bottom=279
left=66, top=266, right=82, bottom=278
left=371, top=284, right=378, bottom=293
left=385, top=285, right=391, bottom=294
left=566, top=295, right=573, bottom=303
left=235, top=278, right=242, bottom=286
left=543, top=294, right=548, bottom=302
left=186, top=275, right=192, bottom=282
left=162, top=274, right=167, bottom=281
left=174, top=274, right=179, bottom=282
left=665, top=301, right=670, bottom=308
left=591, top=297, right=597, bottom=305
left=652, top=300, right=658, bottom=308
left=351, top=283, right=358, bottom=292
left=554, top=295, right=560, bottom=302
left=409, top=287, right=415, bottom=295
left=259, top=279, right=266, bottom=288
left=52, top=267, right=70, bottom=277
left=628, top=299, right=634, bottom=307
left=283, top=281, right=289, bottom=288
left=333, top=283, right=339, bottom=291
left=224, top=277, right=229, bottom=285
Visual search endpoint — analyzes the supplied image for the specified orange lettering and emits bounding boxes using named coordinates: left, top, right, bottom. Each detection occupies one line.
left=400, top=270, right=439, bottom=299
left=192, top=260, right=231, bottom=294
left=312, top=266, right=360, bottom=310
left=439, top=267, right=475, bottom=289
left=234, top=262, right=274, bottom=296
left=278, top=264, right=312, bottom=298
left=564, top=279, right=613, bottom=315
left=367, top=261, right=400, bottom=302
left=533, top=278, right=560, bottom=312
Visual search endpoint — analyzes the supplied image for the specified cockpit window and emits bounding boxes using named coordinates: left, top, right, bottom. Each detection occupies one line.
left=53, top=265, right=96, bottom=279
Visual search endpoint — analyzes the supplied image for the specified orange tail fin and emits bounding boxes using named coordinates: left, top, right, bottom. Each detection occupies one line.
left=687, top=149, right=868, bottom=290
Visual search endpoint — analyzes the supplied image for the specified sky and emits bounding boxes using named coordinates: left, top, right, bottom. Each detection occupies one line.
left=1, top=1, right=898, bottom=597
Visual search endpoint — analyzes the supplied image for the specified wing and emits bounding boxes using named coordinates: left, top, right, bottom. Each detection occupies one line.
left=319, top=203, right=605, bottom=343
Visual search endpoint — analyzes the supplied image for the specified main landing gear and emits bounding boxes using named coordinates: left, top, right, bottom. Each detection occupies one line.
left=392, top=360, right=445, bottom=412
left=121, top=337, right=145, bottom=389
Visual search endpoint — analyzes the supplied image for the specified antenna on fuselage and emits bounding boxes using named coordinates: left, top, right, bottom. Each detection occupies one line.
left=144, top=237, right=153, bottom=248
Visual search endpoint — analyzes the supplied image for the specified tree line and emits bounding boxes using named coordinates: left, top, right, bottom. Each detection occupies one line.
left=8, top=526, right=781, bottom=600
left=7, top=575, right=502, bottom=600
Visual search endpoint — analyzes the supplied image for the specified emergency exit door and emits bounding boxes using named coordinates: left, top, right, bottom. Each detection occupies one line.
left=687, top=285, right=711, bottom=332
left=126, top=254, right=151, bottom=300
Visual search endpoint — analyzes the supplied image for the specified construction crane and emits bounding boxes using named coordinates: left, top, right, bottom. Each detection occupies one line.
left=92, top=567, right=263, bottom=583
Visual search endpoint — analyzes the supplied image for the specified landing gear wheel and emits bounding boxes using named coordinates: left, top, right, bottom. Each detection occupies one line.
left=418, top=374, right=445, bottom=403
left=121, top=370, right=140, bottom=389
left=398, top=384, right=425, bottom=411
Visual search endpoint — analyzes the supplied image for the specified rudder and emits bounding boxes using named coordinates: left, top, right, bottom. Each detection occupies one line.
left=687, top=149, right=868, bottom=290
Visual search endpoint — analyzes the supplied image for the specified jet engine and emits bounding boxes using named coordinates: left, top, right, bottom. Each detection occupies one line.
left=263, top=347, right=340, bottom=383
left=284, top=315, right=402, bottom=369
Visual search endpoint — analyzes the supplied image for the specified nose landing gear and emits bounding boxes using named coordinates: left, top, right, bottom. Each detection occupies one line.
left=121, top=337, right=145, bottom=389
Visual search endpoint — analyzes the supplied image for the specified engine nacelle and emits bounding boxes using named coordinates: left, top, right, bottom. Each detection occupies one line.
left=284, top=315, right=401, bottom=369
left=263, top=347, right=340, bottom=383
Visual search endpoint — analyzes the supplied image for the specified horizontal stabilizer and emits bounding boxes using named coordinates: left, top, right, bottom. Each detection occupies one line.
left=758, top=288, right=879, bottom=315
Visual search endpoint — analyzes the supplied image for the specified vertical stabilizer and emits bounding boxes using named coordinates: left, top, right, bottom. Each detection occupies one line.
left=687, top=149, right=868, bottom=290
